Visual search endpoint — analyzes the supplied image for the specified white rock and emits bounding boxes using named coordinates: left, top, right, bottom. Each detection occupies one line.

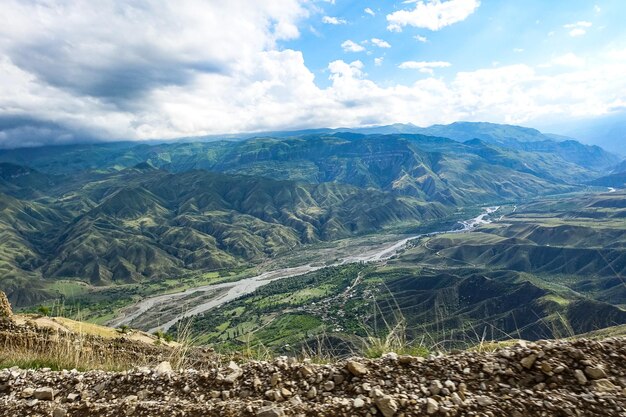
left=354, top=398, right=365, bottom=408
left=154, top=361, right=173, bottom=375
left=426, top=398, right=439, bottom=414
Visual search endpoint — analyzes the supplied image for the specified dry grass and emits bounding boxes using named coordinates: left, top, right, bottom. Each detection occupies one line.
left=361, top=319, right=429, bottom=358
left=0, top=315, right=183, bottom=372
left=0, top=327, right=133, bottom=371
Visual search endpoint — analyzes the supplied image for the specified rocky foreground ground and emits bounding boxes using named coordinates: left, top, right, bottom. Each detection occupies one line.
left=0, top=336, right=624, bottom=417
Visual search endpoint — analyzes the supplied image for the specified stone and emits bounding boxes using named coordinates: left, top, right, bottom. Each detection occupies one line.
left=450, top=392, right=464, bottom=406
left=224, top=361, right=243, bottom=383
left=398, top=355, right=414, bottom=364
left=520, top=354, right=538, bottom=369
left=306, top=386, right=317, bottom=399
left=333, top=374, right=345, bottom=384
left=154, top=361, right=173, bottom=375
left=323, top=380, right=335, bottom=391
left=354, top=398, right=365, bottom=408
left=67, top=393, right=80, bottom=402
left=382, top=352, right=399, bottom=361
left=52, top=408, right=67, bottom=417
left=25, top=399, right=38, bottom=407
left=444, top=380, right=456, bottom=391
left=574, top=369, right=588, bottom=385
left=375, top=395, right=399, bottom=417
left=482, top=362, right=496, bottom=374
left=346, top=360, right=369, bottom=377
left=289, top=395, right=302, bottom=406
left=540, top=363, right=553, bottom=374
left=0, top=291, right=12, bottom=317
left=568, top=349, right=585, bottom=360
left=33, top=387, right=54, bottom=401
left=591, top=379, right=618, bottom=392
left=476, top=396, right=494, bottom=406
left=21, top=388, right=35, bottom=398
left=300, top=366, right=314, bottom=377
left=584, top=367, right=607, bottom=380
left=256, top=406, right=285, bottom=417
left=429, top=380, right=443, bottom=396
left=426, top=398, right=439, bottom=414
left=270, top=373, right=281, bottom=386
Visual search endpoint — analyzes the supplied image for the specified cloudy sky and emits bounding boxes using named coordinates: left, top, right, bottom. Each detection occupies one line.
left=0, top=0, right=625, bottom=147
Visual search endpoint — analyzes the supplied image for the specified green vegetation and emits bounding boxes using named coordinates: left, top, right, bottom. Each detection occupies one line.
left=0, top=127, right=623, bottom=356
left=176, top=191, right=626, bottom=355
left=0, top=166, right=447, bottom=309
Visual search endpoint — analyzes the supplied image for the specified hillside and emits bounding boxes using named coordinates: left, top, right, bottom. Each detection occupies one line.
left=0, top=128, right=613, bottom=309
left=0, top=166, right=449, bottom=306
left=0, top=129, right=623, bottom=347
left=177, top=191, right=626, bottom=353
left=587, top=160, right=626, bottom=188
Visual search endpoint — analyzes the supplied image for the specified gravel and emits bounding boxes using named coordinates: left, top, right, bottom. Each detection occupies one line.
left=1, top=337, right=625, bottom=416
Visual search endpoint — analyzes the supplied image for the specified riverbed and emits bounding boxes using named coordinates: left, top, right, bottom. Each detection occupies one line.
left=108, top=207, right=500, bottom=332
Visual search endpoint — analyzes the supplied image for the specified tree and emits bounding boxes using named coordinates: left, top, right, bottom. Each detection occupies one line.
left=37, top=305, right=51, bottom=316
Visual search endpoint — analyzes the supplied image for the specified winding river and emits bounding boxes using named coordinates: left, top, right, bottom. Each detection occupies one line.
left=108, top=207, right=500, bottom=332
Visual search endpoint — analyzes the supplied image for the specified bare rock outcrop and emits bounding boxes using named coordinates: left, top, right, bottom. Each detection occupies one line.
left=0, top=291, right=12, bottom=318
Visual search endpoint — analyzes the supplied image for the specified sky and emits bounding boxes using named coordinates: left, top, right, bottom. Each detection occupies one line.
left=0, top=0, right=625, bottom=148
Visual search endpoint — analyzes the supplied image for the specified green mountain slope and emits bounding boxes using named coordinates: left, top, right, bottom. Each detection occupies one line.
left=179, top=191, right=626, bottom=352
left=0, top=167, right=448, bottom=304
left=0, top=162, right=60, bottom=199
left=0, top=128, right=620, bottom=316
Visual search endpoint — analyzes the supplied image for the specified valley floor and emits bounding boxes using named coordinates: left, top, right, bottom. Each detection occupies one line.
left=107, top=208, right=499, bottom=333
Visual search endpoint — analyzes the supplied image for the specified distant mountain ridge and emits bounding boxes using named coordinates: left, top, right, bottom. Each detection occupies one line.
left=0, top=122, right=618, bottom=178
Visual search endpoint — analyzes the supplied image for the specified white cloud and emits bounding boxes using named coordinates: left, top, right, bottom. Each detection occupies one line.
left=568, top=28, right=586, bottom=37
left=594, top=5, right=601, bottom=13
left=414, top=35, right=429, bottom=42
left=0, top=0, right=625, bottom=145
left=329, top=60, right=364, bottom=80
left=550, top=53, right=586, bottom=67
left=341, top=40, right=366, bottom=52
left=387, top=0, right=481, bottom=32
left=364, top=8, right=375, bottom=16
left=371, top=38, right=392, bottom=48
left=374, top=57, right=384, bottom=66
left=322, top=16, right=346, bottom=25
left=399, top=61, right=451, bottom=75
left=0, top=0, right=311, bottom=143
left=564, top=21, right=592, bottom=37
left=564, top=21, right=593, bottom=28
left=513, top=48, right=524, bottom=53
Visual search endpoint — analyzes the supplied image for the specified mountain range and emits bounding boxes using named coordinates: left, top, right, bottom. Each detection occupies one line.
left=0, top=122, right=624, bottom=313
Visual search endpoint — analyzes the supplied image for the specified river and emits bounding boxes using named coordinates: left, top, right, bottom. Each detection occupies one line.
left=108, top=206, right=500, bottom=332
